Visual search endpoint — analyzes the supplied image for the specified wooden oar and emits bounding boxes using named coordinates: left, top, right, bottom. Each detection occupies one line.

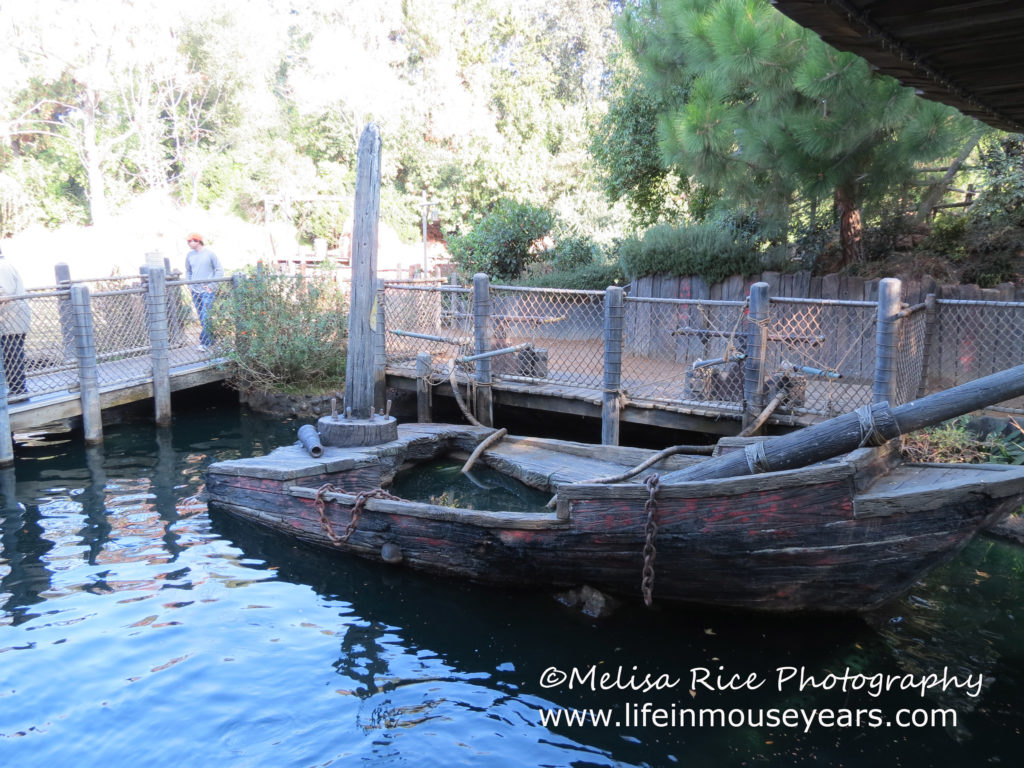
left=659, top=363, right=1024, bottom=483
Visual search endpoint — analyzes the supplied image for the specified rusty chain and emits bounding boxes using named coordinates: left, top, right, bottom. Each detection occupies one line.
left=641, top=473, right=660, bottom=607
left=313, top=483, right=403, bottom=546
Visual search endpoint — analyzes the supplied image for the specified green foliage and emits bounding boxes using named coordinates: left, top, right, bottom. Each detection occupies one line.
left=208, top=270, right=347, bottom=393
left=618, top=221, right=761, bottom=284
left=515, top=232, right=626, bottom=288
left=1, top=0, right=627, bottom=245
left=986, top=420, right=1024, bottom=466
left=918, top=214, right=968, bottom=261
left=516, top=259, right=626, bottom=290
left=448, top=199, right=556, bottom=280
left=616, top=0, right=977, bottom=263
left=549, top=234, right=602, bottom=272
left=902, top=417, right=1024, bottom=465
left=909, top=137, right=1024, bottom=286
left=590, top=61, right=691, bottom=227
left=901, top=417, right=990, bottom=463
left=960, top=135, right=1024, bottom=285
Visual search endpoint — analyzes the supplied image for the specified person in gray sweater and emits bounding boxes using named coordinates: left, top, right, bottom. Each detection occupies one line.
left=185, top=233, right=223, bottom=348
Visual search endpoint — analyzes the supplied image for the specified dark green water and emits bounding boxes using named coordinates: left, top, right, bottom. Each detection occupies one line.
left=1, top=391, right=1022, bottom=767
left=390, top=459, right=554, bottom=512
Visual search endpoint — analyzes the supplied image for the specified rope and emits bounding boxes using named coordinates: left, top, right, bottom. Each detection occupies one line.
left=855, top=405, right=895, bottom=447
left=743, top=441, right=772, bottom=474
left=641, top=474, right=660, bottom=607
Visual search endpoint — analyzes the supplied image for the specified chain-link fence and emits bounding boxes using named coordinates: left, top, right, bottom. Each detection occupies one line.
left=4, top=273, right=234, bottom=404
left=1, top=291, right=78, bottom=401
left=930, top=299, right=1024, bottom=412
left=488, top=286, right=605, bottom=388
left=91, top=284, right=151, bottom=387
left=384, top=283, right=475, bottom=368
left=379, top=280, right=1024, bottom=424
left=623, top=296, right=748, bottom=409
left=14, top=274, right=1020, bottom=425
left=766, top=298, right=878, bottom=417
left=895, top=302, right=929, bottom=405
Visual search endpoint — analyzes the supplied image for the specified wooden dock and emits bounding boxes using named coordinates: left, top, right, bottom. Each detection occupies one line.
left=7, top=345, right=226, bottom=434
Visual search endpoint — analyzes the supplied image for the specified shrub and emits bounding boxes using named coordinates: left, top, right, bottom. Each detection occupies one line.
left=516, top=260, right=627, bottom=290
left=549, top=234, right=601, bottom=272
left=618, top=221, right=761, bottom=284
left=448, top=199, right=555, bottom=281
left=209, top=268, right=347, bottom=393
left=901, top=416, right=1024, bottom=465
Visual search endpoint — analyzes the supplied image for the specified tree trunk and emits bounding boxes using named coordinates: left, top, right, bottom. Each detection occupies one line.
left=836, top=184, right=863, bottom=267
left=915, top=128, right=983, bottom=223
left=81, top=89, right=110, bottom=226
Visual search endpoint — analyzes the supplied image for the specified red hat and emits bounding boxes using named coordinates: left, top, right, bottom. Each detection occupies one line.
left=186, top=233, right=204, bottom=245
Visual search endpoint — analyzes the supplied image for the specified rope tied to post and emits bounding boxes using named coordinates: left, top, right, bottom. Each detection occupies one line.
left=641, top=473, right=661, bottom=607
left=855, top=404, right=896, bottom=447
left=314, top=483, right=403, bottom=546
left=743, top=441, right=772, bottom=474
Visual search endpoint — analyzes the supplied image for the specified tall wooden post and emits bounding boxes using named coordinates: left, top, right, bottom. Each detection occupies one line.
left=743, top=282, right=770, bottom=426
left=472, top=273, right=493, bottom=427
left=916, top=293, right=938, bottom=399
left=873, top=277, right=902, bottom=405
left=55, top=263, right=75, bottom=362
left=144, top=267, right=172, bottom=425
left=71, top=284, right=103, bottom=444
left=416, top=352, right=433, bottom=423
left=0, top=356, right=13, bottom=467
left=344, top=123, right=382, bottom=420
left=602, top=286, right=624, bottom=445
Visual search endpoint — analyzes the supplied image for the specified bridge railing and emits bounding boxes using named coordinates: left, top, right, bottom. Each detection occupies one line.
left=1, top=272, right=235, bottom=405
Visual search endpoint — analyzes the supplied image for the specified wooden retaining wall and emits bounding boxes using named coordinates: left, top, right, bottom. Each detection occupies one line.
left=632, top=270, right=1024, bottom=305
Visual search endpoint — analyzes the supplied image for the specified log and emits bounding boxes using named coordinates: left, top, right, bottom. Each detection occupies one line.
left=660, top=362, right=1024, bottom=483
left=461, top=428, right=507, bottom=474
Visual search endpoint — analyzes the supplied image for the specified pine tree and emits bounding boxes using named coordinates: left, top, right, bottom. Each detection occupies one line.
left=620, top=0, right=977, bottom=266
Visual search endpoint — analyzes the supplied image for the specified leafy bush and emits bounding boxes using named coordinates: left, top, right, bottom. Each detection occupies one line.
left=209, top=268, right=347, bottom=393
left=448, top=199, right=555, bottom=281
left=618, top=221, right=761, bottom=284
left=918, top=214, right=967, bottom=260
left=549, top=234, right=601, bottom=272
left=901, top=417, right=1024, bottom=465
left=516, top=260, right=627, bottom=290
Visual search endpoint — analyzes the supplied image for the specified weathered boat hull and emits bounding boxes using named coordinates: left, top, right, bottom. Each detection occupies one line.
left=205, top=423, right=1024, bottom=612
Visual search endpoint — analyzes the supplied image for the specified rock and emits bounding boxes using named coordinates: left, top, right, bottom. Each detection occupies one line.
left=554, top=585, right=620, bottom=618
left=987, top=514, right=1024, bottom=546
left=380, top=542, right=404, bottom=564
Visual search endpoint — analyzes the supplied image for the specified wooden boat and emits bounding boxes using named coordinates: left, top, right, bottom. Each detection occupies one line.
left=205, top=419, right=1024, bottom=613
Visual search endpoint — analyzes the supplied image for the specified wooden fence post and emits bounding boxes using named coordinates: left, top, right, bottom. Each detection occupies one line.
left=144, top=267, right=172, bottom=425
left=416, top=351, right=433, bottom=423
left=873, top=277, right=902, bottom=404
left=916, top=293, right=938, bottom=399
left=472, top=272, right=493, bottom=427
left=602, top=285, right=624, bottom=445
left=0, top=355, right=12, bottom=467
left=71, top=284, right=103, bottom=444
left=55, top=263, right=75, bottom=362
left=344, top=123, right=382, bottom=420
left=743, top=282, right=770, bottom=426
